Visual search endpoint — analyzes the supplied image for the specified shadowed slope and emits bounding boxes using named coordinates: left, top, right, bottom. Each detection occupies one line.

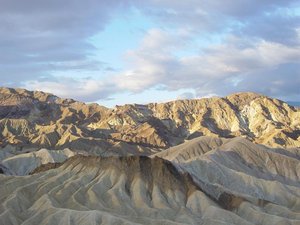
left=0, top=88, right=299, bottom=151
left=0, top=155, right=239, bottom=225
left=1, top=152, right=300, bottom=225
left=156, top=137, right=300, bottom=224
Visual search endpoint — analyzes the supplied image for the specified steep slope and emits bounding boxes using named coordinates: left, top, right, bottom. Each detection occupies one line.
left=65, top=92, right=300, bottom=148
left=0, top=88, right=156, bottom=155
left=1, top=150, right=300, bottom=225
left=156, top=137, right=300, bottom=224
left=0, top=87, right=299, bottom=151
left=1, top=87, right=299, bottom=225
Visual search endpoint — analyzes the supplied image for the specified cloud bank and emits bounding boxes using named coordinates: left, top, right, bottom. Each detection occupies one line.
left=0, top=0, right=299, bottom=102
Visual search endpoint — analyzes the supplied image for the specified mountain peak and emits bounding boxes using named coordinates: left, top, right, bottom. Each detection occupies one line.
left=0, top=87, right=299, bottom=150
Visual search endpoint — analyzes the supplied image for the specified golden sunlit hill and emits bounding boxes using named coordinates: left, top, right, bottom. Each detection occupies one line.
left=0, top=87, right=299, bottom=225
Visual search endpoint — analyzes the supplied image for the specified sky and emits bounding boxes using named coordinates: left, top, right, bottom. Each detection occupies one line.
left=0, top=0, right=299, bottom=107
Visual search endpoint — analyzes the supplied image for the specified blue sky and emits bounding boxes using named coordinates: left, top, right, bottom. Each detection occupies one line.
left=0, top=0, right=299, bottom=107
left=89, top=8, right=153, bottom=70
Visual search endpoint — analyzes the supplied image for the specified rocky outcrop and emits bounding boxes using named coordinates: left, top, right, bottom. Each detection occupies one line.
left=1, top=88, right=299, bottom=225
left=0, top=88, right=299, bottom=152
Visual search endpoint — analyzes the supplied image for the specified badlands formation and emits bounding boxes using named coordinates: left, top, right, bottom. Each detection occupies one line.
left=0, top=87, right=299, bottom=224
left=0, top=87, right=299, bottom=151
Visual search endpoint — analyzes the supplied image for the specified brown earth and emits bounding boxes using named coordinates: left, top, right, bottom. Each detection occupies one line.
left=0, top=87, right=299, bottom=154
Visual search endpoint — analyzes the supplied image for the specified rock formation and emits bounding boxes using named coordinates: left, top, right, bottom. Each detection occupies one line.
left=0, top=88, right=299, bottom=152
left=0, top=87, right=299, bottom=224
left=1, top=137, right=300, bottom=224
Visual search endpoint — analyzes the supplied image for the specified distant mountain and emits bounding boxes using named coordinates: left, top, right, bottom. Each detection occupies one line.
left=0, top=87, right=299, bottom=153
left=1, top=87, right=300, bottom=225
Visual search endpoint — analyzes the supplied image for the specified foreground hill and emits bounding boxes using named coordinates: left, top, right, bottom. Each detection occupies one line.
left=0, top=88, right=299, bottom=224
left=0, top=87, right=299, bottom=152
left=0, top=137, right=299, bottom=225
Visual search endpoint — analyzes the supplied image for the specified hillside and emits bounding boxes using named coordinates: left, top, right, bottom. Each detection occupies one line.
left=1, top=137, right=299, bottom=224
left=0, top=87, right=300, bottom=224
left=0, top=87, right=299, bottom=153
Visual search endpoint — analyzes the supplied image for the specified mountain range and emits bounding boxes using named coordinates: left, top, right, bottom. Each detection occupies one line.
left=0, top=87, right=299, bottom=225
left=0, top=87, right=299, bottom=153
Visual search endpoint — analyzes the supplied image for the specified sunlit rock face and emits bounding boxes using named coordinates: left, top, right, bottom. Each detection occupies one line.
left=0, top=88, right=299, bottom=154
left=0, top=88, right=299, bottom=225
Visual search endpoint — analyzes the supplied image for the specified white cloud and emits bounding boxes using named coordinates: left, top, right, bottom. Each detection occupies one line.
left=177, top=92, right=196, bottom=100
left=24, top=77, right=117, bottom=102
left=111, top=29, right=300, bottom=100
left=0, top=0, right=130, bottom=83
left=1, top=0, right=299, bottom=102
left=20, top=20, right=300, bottom=102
